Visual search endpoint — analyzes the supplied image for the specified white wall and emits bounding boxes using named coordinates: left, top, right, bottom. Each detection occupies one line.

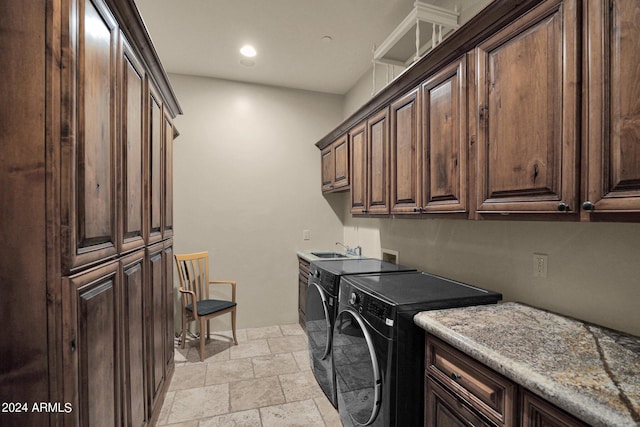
left=169, top=74, right=345, bottom=329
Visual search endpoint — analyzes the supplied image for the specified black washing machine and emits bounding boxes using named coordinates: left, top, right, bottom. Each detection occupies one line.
left=332, top=271, right=502, bottom=426
left=305, top=259, right=415, bottom=407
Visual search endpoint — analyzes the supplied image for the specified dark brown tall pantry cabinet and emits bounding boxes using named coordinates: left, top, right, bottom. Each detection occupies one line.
left=0, top=0, right=182, bottom=425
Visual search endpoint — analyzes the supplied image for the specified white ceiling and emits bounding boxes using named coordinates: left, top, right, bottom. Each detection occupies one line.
left=134, top=0, right=418, bottom=95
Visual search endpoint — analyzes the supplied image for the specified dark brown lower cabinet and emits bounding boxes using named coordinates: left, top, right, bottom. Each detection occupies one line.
left=121, top=250, right=147, bottom=427
left=64, top=261, right=121, bottom=427
left=521, top=390, right=588, bottom=427
left=147, top=242, right=166, bottom=415
left=145, top=240, right=174, bottom=422
left=297, top=256, right=310, bottom=331
left=426, top=378, right=493, bottom=427
left=425, top=335, right=587, bottom=427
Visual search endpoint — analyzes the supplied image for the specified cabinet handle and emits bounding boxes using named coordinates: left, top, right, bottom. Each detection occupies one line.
left=450, top=372, right=462, bottom=381
left=557, top=202, right=570, bottom=212
left=582, top=201, right=595, bottom=211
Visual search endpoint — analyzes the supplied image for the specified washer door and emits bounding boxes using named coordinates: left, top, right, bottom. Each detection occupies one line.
left=305, top=282, right=337, bottom=405
left=305, top=283, right=332, bottom=359
left=333, top=308, right=381, bottom=426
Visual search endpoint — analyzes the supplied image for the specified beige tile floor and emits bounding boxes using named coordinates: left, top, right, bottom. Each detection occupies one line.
left=157, top=323, right=343, bottom=427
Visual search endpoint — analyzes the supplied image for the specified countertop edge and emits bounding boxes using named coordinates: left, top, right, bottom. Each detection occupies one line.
left=414, top=308, right=634, bottom=427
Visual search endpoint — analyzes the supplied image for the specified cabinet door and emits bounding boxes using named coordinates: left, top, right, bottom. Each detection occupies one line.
left=350, top=122, right=367, bottom=214
left=146, top=84, right=163, bottom=244
left=164, top=242, right=174, bottom=368
left=121, top=251, right=147, bottom=427
left=146, top=243, right=165, bottom=414
left=321, top=145, right=335, bottom=192
left=426, top=378, right=492, bottom=427
left=475, top=0, right=579, bottom=214
left=162, top=112, right=174, bottom=239
left=333, top=135, right=349, bottom=189
left=63, top=261, right=120, bottom=427
left=422, top=57, right=467, bottom=213
left=390, top=88, right=422, bottom=214
left=120, top=36, right=146, bottom=254
left=521, top=390, right=587, bottom=427
left=61, top=0, right=119, bottom=272
left=367, top=108, right=390, bottom=214
left=583, top=0, right=640, bottom=216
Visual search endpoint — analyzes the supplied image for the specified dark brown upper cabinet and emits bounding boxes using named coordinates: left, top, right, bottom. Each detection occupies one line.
left=582, top=0, right=640, bottom=220
left=421, top=57, right=468, bottom=214
left=321, top=134, right=349, bottom=193
left=61, top=0, right=119, bottom=273
left=475, top=0, right=579, bottom=216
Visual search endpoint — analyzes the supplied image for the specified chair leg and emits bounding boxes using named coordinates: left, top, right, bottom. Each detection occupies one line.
left=199, top=317, right=206, bottom=362
left=207, top=318, right=210, bottom=340
left=181, top=314, right=187, bottom=349
left=231, top=307, right=238, bottom=345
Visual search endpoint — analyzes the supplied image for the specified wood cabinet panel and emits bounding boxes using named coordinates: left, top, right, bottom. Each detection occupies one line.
left=164, top=242, right=174, bottom=367
left=147, top=84, right=163, bottom=244
left=0, top=1, right=50, bottom=422
left=121, top=250, right=147, bottom=427
left=426, top=378, right=493, bottom=427
left=521, top=390, right=588, bottom=427
left=334, top=136, right=349, bottom=189
left=62, top=0, right=119, bottom=272
left=426, top=335, right=515, bottom=426
left=583, top=0, right=640, bottom=216
left=475, top=0, right=578, bottom=214
left=298, top=257, right=310, bottom=330
left=350, top=122, right=367, bottom=214
left=120, top=36, right=145, bottom=254
left=422, top=58, right=467, bottom=213
left=146, top=243, right=165, bottom=412
left=367, top=108, right=391, bottom=214
left=320, top=135, right=349, bottom=193
left=321, top=145, right=334, bottom=191
left=163, top=113, right=174, bottom=239
left=390, top=88, right=421, bottom=214
left=64, top=261, right=120, bottom=427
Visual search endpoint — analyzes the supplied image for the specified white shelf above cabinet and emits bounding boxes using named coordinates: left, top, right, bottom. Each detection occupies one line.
left=372, top=1, right=459, bottom=93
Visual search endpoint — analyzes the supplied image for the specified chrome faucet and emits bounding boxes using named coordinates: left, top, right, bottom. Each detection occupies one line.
left=336, top=242, right=362, bottom=257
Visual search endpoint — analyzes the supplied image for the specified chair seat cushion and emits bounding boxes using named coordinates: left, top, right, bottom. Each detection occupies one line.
left=186, top=299, right=236, bottom=317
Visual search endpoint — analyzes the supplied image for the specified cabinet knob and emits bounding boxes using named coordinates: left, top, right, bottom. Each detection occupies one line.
left=450, top=372, right=462, bottom=381
left=582, top=201, right=595, bottom=211
left=557, top=202, right=570, bottom=212
left=413, top=207, right=424, bottom=213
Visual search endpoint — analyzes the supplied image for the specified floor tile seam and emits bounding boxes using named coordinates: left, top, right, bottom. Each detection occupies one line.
left=311, top=397, right=335, bottom=427
left=157, top=391, right=176, bottom=426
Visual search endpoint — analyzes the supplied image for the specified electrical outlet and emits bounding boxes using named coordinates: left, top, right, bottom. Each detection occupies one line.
left=533, top=253, right=548, bottom=278
left=303, top=229, right=311, bottom=241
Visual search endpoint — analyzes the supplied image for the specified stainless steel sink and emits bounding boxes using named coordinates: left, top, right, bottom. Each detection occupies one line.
left=311, top=252, right=347, bottom=258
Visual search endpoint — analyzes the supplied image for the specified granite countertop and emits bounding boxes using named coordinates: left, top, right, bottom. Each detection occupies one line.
left=414, top=302, right=640, bottom=427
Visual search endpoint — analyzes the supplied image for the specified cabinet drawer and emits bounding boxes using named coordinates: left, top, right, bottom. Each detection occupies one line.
left=426, top=335, right=516, bottom=426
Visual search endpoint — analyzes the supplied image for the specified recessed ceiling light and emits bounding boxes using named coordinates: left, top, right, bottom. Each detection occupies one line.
left=321, top=35, right=333, bottom=43
left=240, top=45, right=257, bottom=57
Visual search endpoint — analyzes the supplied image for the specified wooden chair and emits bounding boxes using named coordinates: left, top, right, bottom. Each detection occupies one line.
left=174, top=251, right=238, bottom=361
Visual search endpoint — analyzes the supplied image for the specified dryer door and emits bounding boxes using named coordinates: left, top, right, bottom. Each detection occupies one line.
left=305, top=282, right=336, bottom=405
left=333, top=308, right=382, bottom=426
